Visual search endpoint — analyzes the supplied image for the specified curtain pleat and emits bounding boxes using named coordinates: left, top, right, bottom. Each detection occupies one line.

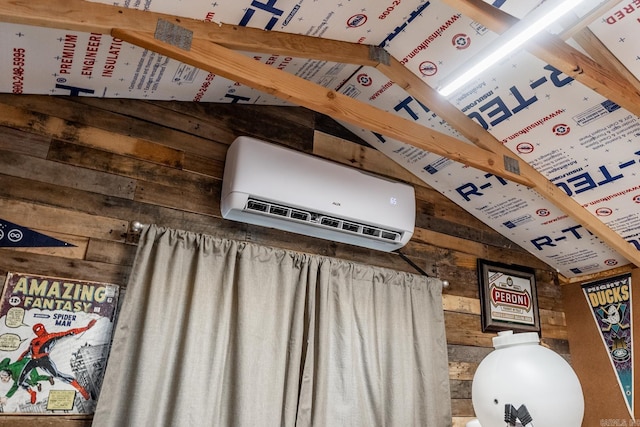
left=93, top=225, right=451, bottom=427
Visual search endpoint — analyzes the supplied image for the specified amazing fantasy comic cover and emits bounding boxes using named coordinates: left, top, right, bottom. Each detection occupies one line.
left=0, top=272, right=119, bottom=414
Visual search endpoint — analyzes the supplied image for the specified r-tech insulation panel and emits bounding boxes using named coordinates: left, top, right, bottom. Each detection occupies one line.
left=2, top=0, right=639, bottom=278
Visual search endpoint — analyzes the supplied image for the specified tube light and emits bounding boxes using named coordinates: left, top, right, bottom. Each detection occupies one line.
left=437, top=0, right=588, bottom=97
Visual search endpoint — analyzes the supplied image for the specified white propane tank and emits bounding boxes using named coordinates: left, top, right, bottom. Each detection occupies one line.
left=470, top=330, right=584, bottom=427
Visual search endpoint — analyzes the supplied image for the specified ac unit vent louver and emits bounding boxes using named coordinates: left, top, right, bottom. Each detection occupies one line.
left=221, top=136, right=415, bottom=252
left=245, top=198, right=402, bottom=243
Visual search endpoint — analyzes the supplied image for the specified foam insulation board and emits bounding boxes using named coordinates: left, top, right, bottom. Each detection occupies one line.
left=1, top=0, right=639, bottom=277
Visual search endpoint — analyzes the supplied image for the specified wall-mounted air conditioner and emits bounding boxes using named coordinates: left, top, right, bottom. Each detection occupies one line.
left=220, top=136, right=415, bottom=252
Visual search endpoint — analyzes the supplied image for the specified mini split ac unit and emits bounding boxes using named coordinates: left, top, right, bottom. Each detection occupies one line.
left=220, top=136, right=415, bottom=252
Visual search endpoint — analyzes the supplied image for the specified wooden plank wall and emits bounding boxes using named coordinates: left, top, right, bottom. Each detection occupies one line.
left=0, top=94, right=568, bottom=427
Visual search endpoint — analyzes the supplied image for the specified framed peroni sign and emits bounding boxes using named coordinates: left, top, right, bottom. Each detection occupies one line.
left=477, top=260, right=540, bottom=333
left=0, top=272, right=119, bottom=414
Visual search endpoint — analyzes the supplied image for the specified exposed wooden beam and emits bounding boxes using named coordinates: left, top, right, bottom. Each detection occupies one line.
left=571, top=28, right=640, bottom=94
left=110, top=28, right=529, bottom=186
left=442, top=0, right=640, bottom=118
left=559, top=0, right=623, bottom=40
left=559, top=264, right=635, bottom=285
left=376, top=58, right=640, bottom=269
left=0, top=0, right=531, bottom=182
left=2, top=0, right=637, bottom=269
left=443, top=0, right=516, bottom=31
left=0, top=0, right=377, bottom=66
left=527, top=31, right=640, bottom=113
left=557, top=1, right=640, bottom=94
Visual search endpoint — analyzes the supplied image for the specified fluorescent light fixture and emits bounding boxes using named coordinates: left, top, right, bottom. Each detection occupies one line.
left=437, top=0, right=588, bottom=97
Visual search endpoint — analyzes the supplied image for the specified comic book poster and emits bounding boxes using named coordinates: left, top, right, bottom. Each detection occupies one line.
left=582, top=273, right=634, bottom=419
left=0, top=272, right=119, bottom=414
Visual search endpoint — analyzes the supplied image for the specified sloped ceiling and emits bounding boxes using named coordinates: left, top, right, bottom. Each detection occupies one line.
left=1, top=0, right=639, bottom=281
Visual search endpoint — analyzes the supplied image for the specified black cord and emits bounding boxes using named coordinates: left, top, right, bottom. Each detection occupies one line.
left=396, top=251, right=430, bottom=277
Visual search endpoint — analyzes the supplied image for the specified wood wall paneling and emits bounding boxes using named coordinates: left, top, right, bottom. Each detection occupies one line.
left=563, top=268, right=640, bottom=425
left=0, top=95, right=570, bottom=425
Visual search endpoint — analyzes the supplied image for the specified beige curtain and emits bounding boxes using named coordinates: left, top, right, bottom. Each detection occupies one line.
left=93, top=225, right=451, bottom=427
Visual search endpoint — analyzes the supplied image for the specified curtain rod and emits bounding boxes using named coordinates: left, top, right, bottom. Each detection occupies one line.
left=128, top=221, right=448, bottom=287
